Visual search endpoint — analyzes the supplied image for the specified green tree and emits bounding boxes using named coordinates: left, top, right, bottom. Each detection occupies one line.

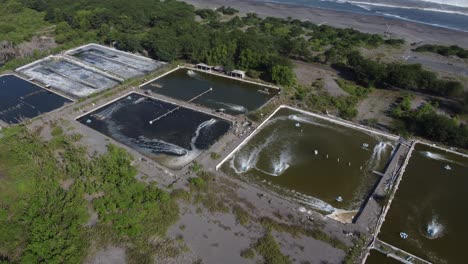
left=270, top=65, right=296, bottom=86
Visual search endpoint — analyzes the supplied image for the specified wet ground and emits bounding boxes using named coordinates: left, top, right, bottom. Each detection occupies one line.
left=141, top=68, right=274, bottom=115
left=77, top=93, right=231, bottom=169
left=0, top=75, right=71, bottom=125
left=222, top=108, right=395, bottom=213
left=379, top=144, right=468, bottom=264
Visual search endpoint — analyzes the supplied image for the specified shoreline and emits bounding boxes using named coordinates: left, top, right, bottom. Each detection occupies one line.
left=182, top=0, right=468, bottom=48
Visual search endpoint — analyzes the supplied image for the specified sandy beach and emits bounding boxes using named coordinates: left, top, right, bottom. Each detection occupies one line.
left=183, top=0, right=468, bottom=48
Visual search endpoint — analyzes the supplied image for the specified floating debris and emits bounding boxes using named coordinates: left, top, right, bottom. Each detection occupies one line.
left=336, top=196, right=343, bottom=202
left=298, top=207, right=307, bottom=213
left=444, top=165, right=452, bottom=170
left=314, top=150, right=318, bottom=155
left=86, top=119, right=92, bottom=124
left=400, top=232, right=408, bottom=239
left=362, top=143, right=369, bottom=148
left=295, top=123, right=301, bottom=128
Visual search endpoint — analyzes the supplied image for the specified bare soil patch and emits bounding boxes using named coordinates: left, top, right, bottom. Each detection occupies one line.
left=356, top=89, right=400, bottom=128
left=293, top=60, right=347, bottom=97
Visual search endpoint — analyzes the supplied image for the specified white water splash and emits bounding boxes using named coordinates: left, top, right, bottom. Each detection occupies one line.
left=271, top=150, right=291, bottom=176
left=425, top=216, right=445, bottom=239
left=259, top=149, right=292, bottom=177
left=422, top=151, right=454, bottom=163
left=231, top=134, right=276, bottom=174
left=133, top=135, right=188, bottom=156
left=288, top=114, right=332, bottom=129
left=371, top=142, right=393, bottom=163
left=217, top=102, right=248, bottom=113
left=187, top=70, right=203, bottom=80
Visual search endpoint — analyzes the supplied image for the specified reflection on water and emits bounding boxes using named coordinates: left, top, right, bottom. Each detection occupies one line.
left=78, top=93, right=230, bottom=169
left=223, top=108, right=395, bottom=213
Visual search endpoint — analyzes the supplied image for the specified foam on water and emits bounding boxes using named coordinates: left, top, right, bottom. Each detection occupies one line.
left=293, top=191, right=336, bottom=213
left=92, top=100, right=127, bottom=120
left=161, top=118, right=218, bottom=168
left=421, top=0, right=468, bottom=8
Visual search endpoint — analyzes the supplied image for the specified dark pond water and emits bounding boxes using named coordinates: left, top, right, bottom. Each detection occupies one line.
left=0, top=75, right=71, bottom=124
left=78, top=93, right=231, bottom=169
left=141, top=68, right=275, bottom=115
left=365, top=250, right=401, bottom=264
left=222, top=108, right=395, bottom=213
left=379, top=144, right=468, bottom=264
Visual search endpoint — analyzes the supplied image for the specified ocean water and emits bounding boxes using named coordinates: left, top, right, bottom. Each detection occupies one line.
left=257, top=0, right=468, bottom=32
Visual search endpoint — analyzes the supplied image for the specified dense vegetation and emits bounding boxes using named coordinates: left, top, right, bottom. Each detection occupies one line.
left=292, top=79, right=370, bottom=119
left=337, top=51, right=464, bottom=98
left=1, top=0, right=405, bottom=87
left=0, top=125, right=179, bottom=263
left=414, top=44, right=468, bottom=59
left=392, top=95, right=468, bottom=148
left=0, top=1, right=50, bottom=43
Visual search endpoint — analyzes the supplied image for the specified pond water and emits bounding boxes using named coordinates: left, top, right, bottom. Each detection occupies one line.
left=0, top=75, right=72, bottom=124
left=365, top=250, right=401, bottom=264
left=78, top=93, right=231, bottom=169
left=222, top=108, right=395, bottom=213
left=379, top=144, right=468, bottom=264
left=141, top=68, right=275, bottom=115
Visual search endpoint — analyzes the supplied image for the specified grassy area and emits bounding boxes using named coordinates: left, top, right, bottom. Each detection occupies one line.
left=232, top=205, right=251, bottom=226
left=0, top=1, right=51, bottom=43
left=292, top=78, right=369, bottom=120
left=0, top=125, right=179, bottom=263
left=259, top=217, right=347, bottom=251
left=254, top=232, right=291, bottom=264
left=240, top=248, right=256, bottom=259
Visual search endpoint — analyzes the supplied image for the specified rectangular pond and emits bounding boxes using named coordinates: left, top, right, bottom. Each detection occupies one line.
left=66, top=44, right=165, bottom=79
left=17, top=56, right=121, bottom=98
left=0, top=75, right=72, bottom=125
left=77, top=93, right=231, bottom=169
left=221, top=107, right=395, bottom=218
left=141, top=68, right=275, bottom=115
left=378, top=144, right=468, bottom=264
